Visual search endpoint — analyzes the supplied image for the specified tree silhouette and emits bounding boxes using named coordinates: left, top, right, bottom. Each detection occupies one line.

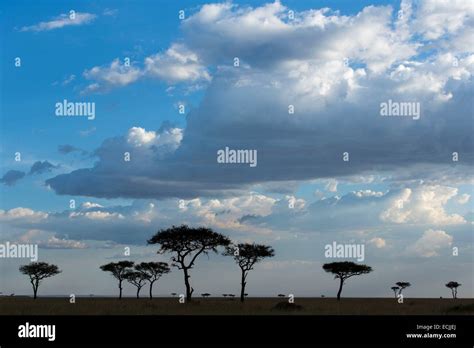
left=224, top=243, right=274, bottom=302
left=395, top=282, right=411, bottom=295
left=100, top=261, right=134, bottom=299
left=135, top=262, right=170, bottom=299
left=391, top=286, right=400, bottom=298
left=19, top=262, right=61, bottom=299
left=124, top=271, right=149, bottom=299
left=201, top=293, right=211, bottom=298
left=148, top=225, right=230, bottom=301
left=278, top=294, right=286, bottom=298
left=322, top=262, right=372, bottom=300
left=445, top=281, right=461, bottom=299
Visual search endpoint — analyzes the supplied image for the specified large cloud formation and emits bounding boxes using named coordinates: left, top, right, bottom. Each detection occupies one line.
left=46, top=0, right=473, bottom=199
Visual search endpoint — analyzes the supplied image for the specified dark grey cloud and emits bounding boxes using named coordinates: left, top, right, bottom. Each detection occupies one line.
left=29, top=161, right=58, bottom=175
left=58, top=144, right=87, bottom=155
left=46, top=70, right=473, bottom=199
left=0, top=170, right=26, bottom=186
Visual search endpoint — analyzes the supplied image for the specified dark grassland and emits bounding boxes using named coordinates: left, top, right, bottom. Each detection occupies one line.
left=1, top=297, right=473, bottom=315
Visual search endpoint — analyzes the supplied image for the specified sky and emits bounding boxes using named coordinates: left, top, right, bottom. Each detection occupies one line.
left=0, top=0, right=473, bottom=299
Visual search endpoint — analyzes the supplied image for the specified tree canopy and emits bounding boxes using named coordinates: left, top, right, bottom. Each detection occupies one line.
left=148, top=225, right=231, bottom=260
left=135, top=262, right=170, bottom=280
left=100, top=261, right=134, bottom=277
left=323, top=262, right=372, bottom=279
left=19, top=262, right=61, bottom=280
left=395, top=281, right=411, bottom=294
left=224, top=243, right=274, bottom=272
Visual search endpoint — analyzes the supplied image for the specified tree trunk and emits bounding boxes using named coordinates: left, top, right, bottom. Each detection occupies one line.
left=136, top=287, right=140, bottom=299
left=149, top=281, right=154, bottom=299
left=240, top=270, right=247, bottom=303
left=183, top=268, right=192, bottom=301
left=336, top=278, right=344, bottom=301
left=455, top=288, right=457, bottom=299
left=32, top=279, right=39, bottom=299
left=33, top=285, right=38, bottom=299
left=118, top=280, right=123, bottom=300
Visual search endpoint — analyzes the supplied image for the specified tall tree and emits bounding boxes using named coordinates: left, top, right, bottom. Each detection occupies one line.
left=395, top=282, right=411, bottom=295
left=19, top=262, right=61, bottom=299
left=322, top=262, right=373, bottom=300
left=135, top=262, right=170, bottom=299
left=100, top=261, right=134, bottom=299
left=148, top=225, right=230, bottom=301
left=124, top=271, right=149, bottom=299
left=224, top=243, right=274, bottom=302
left=391, top=286, right=400, bottom=298
left=445, top=281, right=461, bottom=299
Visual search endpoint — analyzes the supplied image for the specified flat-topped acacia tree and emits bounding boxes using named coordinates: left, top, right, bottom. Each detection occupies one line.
left=124, top=271, right=149, bottom=299
left=391, top=286, right=400, bottom=298
left=100, top=261, right=134, bottom=299
left=19, top=262, right=61, bottom=299
left=445, top=281, right=461, bottom=299
left=135, top=262, right=170, bottom=299
left=323, top=261, right=372, bottom=300
left=224, top=243, right=275, bottom=302
left=148, top=225, right=231, bottom=301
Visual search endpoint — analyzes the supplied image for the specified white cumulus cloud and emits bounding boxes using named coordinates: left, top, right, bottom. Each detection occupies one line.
left=369, top=237, right=387, bottom=248
left=407, top=229, right=453, bottom=257
left=380, top=186, right=465, bottom=225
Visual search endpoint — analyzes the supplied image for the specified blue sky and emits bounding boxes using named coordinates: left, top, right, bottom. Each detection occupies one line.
left=0, top=0, right=473, bottom=299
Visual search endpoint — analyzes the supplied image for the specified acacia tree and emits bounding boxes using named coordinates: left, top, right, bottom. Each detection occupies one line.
left=124, top=271, right=149, bottom=299
left=224, top=243, right=274, bottom=302
left=100, top=261, right=134, bottom=299
left=19, top=262, right=61, bottom=299
left=322, top=262, right=373, bottom=300
left=135, top=262, right=170, bottom=299
left=391, top=286, right=400, bottom=298
left=395, top=282, right=411, bottom=295
left=445, top=281, right=461, bottom=299
left=148, top=225, right=231, bottom=301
